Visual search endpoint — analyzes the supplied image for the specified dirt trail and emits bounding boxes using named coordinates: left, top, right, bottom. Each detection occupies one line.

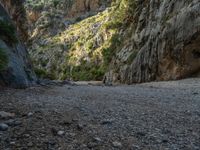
left=0, top=78, right=200, bottom=150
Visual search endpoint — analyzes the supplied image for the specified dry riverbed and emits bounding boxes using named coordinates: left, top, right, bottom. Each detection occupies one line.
left=0, top=78, right=200, bottom=150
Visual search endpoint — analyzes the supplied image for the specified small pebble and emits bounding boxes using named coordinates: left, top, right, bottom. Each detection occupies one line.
left=47, top=139, right=56, bottom=145
left=0, top=111, right=15, bottom=119
left=193, top=92, right=198, bottom=95
left=112, top=141, right=122, bottom=148
left=68, top=132, right=76, bottom=137
left=0, top=123, right=9, bottom=131
left=101, top=119, right=113, bottom=125
left=24, top=134, right=30, bottom=138
left=77, top=123, right=84, bottom=130
left=87, top=142, right=97, bottom=148
left=136, top=131, right=146, bottom=137
left=51, top=128, right=57, bottom=136
left=132, top=144, right=140, bottom=149
left=27, top=112, right=33, bottom=117
left=10, top=141, right=16, bottom=145
left=57, top=130, right=65, bottom=136
left=94, top=137, right=102, bottom=142
left=5, top=119, right=22, bottom=126
left=27, top=142, right=33, bottom=147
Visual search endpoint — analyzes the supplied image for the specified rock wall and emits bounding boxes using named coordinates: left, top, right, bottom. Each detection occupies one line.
left=0, top=4, right=36, bottom=88
left=25, top=0, right=110, bottom=40
left=105, top=0, right=200, bottom=84
left=67, top=0, right=108, bottom=18
left=25, top=0, right=112, bottom=80
left=0, top=0, right=28, bottom=42
left=23, top=0, right=200, bottom=83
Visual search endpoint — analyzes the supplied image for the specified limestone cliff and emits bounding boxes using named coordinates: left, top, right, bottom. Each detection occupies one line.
left=0, top=3, right=36, bottom=88
left=25, top=0, right=200, bottom=83
left=25, top=0, right=112, bottom=80
left=105, top=0, right=200, bottom=84
left=25, top=0, right=110, bottom=42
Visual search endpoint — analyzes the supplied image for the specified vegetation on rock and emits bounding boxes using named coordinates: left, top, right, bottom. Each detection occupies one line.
left=0, top=20, right=18, bottom=44
left=28, top=0, right=136, bottom=81
left=25, top=0, right=200, bottom=83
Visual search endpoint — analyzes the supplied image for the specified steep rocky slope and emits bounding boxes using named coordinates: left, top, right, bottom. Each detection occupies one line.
left=25, top=0, right=111, bottom=44
left=105, top=0, right=200, bottom=84
left=26, top=0, right=123, bottom=80
left=0, top=2, right=36, bottom=88
left=24, top=0, right=112, bottom=80
left=27, top=0, right=200, bottom=83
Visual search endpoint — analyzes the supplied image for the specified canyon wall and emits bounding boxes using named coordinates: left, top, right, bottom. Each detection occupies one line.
left=25, top=0, right=110, bottom=41
left=105, top=0, right=200, bottom=84
left=23, top=0, right=200, bottom=83
left=0, top=2, right=36, bottom=88
left=25, top=0, right=112, bottom=80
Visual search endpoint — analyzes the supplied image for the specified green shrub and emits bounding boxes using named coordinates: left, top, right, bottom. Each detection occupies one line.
left=52, top=0, right=59, bottom=7
left=90, top=66, right=106, bottom=80
left=102, top=33, right=121, bottom=65
left=86, top=41, right=93, bottom=51
left=33, top=3, right=43, bottom=10
left=61, top=63, right=106, bottom=81
left=75, top=17, right=82, bottom=22
left=35, top=67, right=56, bottom=80
left=127, top=51, right=138, bottom=64
left=0, top=20, right=18, bottom=43
left=34, top=68, right=47, bottom=78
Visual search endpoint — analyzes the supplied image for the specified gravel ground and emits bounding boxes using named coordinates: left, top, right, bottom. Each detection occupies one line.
left=0, top=78, right=200, bottom=150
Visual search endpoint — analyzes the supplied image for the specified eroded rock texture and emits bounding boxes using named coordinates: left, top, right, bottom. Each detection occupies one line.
left=25, top=0, right=110, bottom=41
left=25, top=0, right=112, bottom=80
left=0, top=3, right=36, bottom=88
left=67, top=0, right=106, bottom=17
left=105, top=0, right=200, bottom=84
left=0, top=0, right=28, bottom=42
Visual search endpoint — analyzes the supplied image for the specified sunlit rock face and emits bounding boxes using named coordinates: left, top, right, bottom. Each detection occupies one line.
left=105, top=0, right=200, bottom=84
left=23, top=0, right=200, bottom=83
left=25, top=0, right=111, bottom=40
left=67, top=0, right=104, bottom=18
left=0, top=3, right=36, bottom=88
left=24, top=0, right=112, bottom=81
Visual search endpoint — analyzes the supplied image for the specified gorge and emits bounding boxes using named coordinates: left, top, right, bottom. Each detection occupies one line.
left=0, top=1, right=200, bottom=149
left=0, top=0, right=200, bottom=86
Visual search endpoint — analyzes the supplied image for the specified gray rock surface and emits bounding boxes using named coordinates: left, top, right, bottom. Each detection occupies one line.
left=112, top=141, right=122, bottom=148
left=0, top=4, right=36, bottom=88
left=0, top=111, right=15, bottom=119
left=105, top=0, right=200, bottom=84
